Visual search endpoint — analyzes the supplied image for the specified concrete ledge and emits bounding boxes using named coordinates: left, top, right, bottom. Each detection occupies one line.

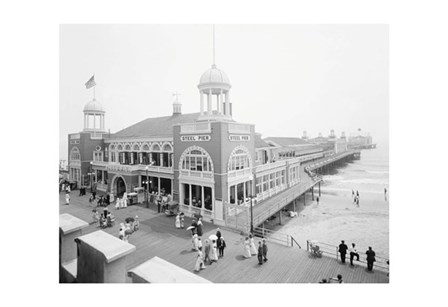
left=128, top=256, right=212, bottom=283
left=61, top=259, right=77, bottom=283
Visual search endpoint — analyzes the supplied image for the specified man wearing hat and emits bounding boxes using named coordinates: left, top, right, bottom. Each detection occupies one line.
left=338, top=240, right=348, bottom=264
left=262, top=238, right=268, bottom=262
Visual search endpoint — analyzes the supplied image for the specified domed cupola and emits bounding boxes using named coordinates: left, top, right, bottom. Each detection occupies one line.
left=83, top=98, right=106, bottom=132
left=197, top=64, right=233, bottom=120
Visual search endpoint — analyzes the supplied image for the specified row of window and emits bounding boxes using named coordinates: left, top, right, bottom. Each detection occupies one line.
left=181, top=149, right=213, bottom=172
left=255, top=170, right=286, bottom=195
left=228, top=149, right=250, bottom=171
left=109, top=143, right=173, bottom=152
left=289, top=165, right=300, bottom=183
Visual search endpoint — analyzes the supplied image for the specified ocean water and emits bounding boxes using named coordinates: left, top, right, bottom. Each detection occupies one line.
left=279, top=143, right=390, bottom=259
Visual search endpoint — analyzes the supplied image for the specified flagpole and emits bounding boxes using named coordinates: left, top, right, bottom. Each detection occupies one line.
left=93, top=73, right=96, bottom=99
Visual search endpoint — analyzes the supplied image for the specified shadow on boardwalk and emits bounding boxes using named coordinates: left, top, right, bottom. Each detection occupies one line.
left=60, top=192, right=388, bottom=283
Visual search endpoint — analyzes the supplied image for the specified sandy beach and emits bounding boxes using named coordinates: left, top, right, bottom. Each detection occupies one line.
left=274, top=186, right=389, bottom=259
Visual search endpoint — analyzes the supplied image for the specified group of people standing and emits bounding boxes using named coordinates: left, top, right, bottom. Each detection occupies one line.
left=338, top=240, right=377, bottom=271
left=243, top=234, right=268, bottom=265
left=194, top=227, right=227, bottom=272
left=114, top=193, right=128, bottom=210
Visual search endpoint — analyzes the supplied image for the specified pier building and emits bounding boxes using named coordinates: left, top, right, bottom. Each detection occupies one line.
left=67, top=62, right=358, bottom=231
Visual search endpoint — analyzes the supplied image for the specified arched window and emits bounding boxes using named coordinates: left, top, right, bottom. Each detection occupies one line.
left=117, top=144, right=123, bottom=151
left=70, top=147, right=80, bottom=161
left=228, top=146, right=252, bottom=171
left=152, top=143, right=161, bottom=152
left=109, top=144, right=115, bottom=151
left=162, top=143, right=173, bottom=152
left=141, top=143, right=150, bottom=151
left=124, top=144, right=131, bottom=151
left=132, top=143, right=140, bottom=151
left=179, top=146, right=214, bottom=173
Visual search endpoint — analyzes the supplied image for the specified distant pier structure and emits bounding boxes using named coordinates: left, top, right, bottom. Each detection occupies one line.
left=347, top=131, right=376, bottom=150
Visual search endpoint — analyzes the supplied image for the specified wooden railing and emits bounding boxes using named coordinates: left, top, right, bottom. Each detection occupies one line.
left=306, top=240, right=389, bottom=272
left=250, top=226, right=301, bottom=248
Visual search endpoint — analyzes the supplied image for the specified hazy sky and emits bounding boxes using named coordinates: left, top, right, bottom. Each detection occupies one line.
left=60, top=24, right=388, bottom=160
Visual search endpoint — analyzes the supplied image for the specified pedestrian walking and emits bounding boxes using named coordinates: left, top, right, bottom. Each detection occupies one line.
left=133, top=216, right=139, bottom=231
left=190, top=219, right=198, bottom=235
left=122, top=192, right=128, bottom=208
left=210, top=239, right=218, bottom=262
left=198, top=238, right=203, bottom=250
left=156, top=194, right=161, bottom=213
left=366, top=246, right=376, bottom=272
left=216, top=228, right=222, bottom=240
left=352, top=190, right=354, bottom=199
left=65, top=192, right=70, bottom=205
left=262, top=239, right=268, bottom=262
left=115, top=197, right=120, bottom=209
left=349, top=243, right=360, bottom=265
left=175, top=213, right=181, bottom=229
left=218, top=237, right=226, bottom=257
left=356, top=190, right=359, bottom=198
left=91, top=209, right=100, bottom=224
left=316, top=196, right=320, bottom=205
left=257, top=241, right=263, bottom=265
left=338, top=240, right=348, bottom=263
left=180, top=212, right=185, bottom=229
left=204, top=239, right=211, bottom=264
left=249, top=234, right=257, bottom=255
left=196, top=217, right=203, bottom=236
left=243, top=237, right=252, bottom=258
left=194, top=247, right=206, bottom=272
left=192, top=234, right=199, bottom=251
left=356, top=197, right=360, bottom=207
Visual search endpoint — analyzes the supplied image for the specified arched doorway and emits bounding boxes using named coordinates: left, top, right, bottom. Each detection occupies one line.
left=116, top=177, right=126, bottom=197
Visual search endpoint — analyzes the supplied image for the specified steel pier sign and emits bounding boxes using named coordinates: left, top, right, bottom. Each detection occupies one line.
left=106, top=165, right=132, bottom=173
left=180, top=135, right=211, bottom=142
left=229, top=135, right=250, bottom=141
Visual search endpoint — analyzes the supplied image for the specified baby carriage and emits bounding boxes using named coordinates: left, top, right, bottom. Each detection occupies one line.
left=309, top=240, right=323, bottom=257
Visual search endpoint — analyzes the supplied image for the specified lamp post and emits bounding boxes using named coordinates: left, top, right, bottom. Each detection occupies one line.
left=89, top=161, right=94, bottom=193
left=145, top=165, right=149, bottom=206
left=249, top=195, right=255, bottom=234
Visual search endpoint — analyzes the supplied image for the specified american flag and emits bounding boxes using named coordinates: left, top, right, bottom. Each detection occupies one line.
left=85, top=75, right=96, bottom=89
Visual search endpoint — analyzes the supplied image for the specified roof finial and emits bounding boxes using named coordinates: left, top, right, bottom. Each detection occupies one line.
left=212, top=24, right=216, bottom=67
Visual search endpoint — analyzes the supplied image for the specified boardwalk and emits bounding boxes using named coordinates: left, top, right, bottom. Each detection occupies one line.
left=60, top=193, right=388, bottom=283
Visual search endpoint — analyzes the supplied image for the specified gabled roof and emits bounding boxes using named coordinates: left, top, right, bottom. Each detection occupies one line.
left=254, top=133, right=270, bottom=148
left=110, top=112, right=201, bottom=139
left=263, top=137, right=311, bottom=148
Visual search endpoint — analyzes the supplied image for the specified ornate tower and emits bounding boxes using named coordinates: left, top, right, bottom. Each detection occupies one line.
left=197, top=64, right=232, bottom=121
left=83, top=98, right=106, bottom=132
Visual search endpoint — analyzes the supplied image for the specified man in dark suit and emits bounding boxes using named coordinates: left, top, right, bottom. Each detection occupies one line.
left=262, top=239, right=268, bottom=262
left=257, top=241, right=263, bottom=265
left=338, top=240, right=348, bottom=263
left=366, top=246, right=376, bottom=271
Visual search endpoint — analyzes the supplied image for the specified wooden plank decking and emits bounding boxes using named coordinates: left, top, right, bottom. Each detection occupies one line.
left=60, top=193, right=388, bottom=283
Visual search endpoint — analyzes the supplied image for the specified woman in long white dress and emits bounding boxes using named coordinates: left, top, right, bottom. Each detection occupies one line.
left=122, top=193, right=128, bottom=208
left=243, top=237, right=252, bottom=258
left=210, top=240, right=218, bottom=262
left=194, top=247, right=206, bottom=272
left=192, top=234, right=199, bottom=251
left=115, top=197, right=120, bottom=210
left=249, top=234, right=257, bottom=255
left=175, top=214, right=181, bottom=229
